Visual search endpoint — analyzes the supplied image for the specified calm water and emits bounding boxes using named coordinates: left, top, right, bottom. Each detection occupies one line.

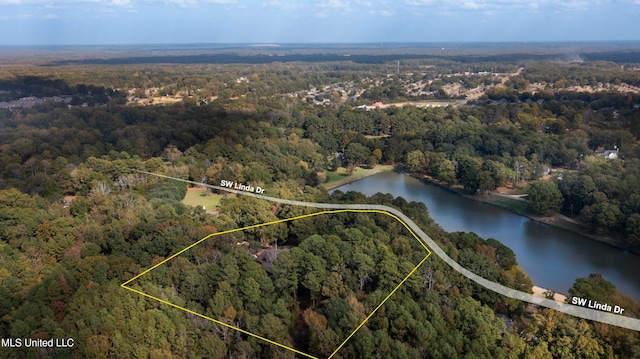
left=332, top=171, right=640, bottom=300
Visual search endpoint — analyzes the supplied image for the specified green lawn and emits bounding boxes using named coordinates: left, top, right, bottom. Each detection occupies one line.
left=322, top=165, right=396, bottom=190
left=182, top=188, right=224, bottom=209
left=489, top=196, right=531, bottom=215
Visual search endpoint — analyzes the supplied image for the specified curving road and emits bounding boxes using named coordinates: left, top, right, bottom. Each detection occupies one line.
left=135, top=170, right=640, bottom=331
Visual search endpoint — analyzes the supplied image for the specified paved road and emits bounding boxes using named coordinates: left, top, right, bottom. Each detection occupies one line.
left=135, top=170, right=640, bottom=331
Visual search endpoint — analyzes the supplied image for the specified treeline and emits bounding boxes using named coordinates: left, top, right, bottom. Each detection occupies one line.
left=555, top=157, right=640, bottom=249
left=482, top=89, right=640, bottom=139
left=0, top=100, right=326, bottom=196
left=49, top=53, right=434, bottom=66
left=0, top=64, right=377, bottom=102
left=0, top=76, right=123, bottom=104
left=523, top=62, right=640, bottom=87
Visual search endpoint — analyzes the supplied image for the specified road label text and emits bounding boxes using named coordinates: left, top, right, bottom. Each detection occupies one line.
left=571, top=297, right=625, bottom=314
left=220, top=180, right=265, bottom=194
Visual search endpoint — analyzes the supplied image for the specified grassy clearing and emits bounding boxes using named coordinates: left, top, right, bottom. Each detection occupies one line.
left=322, top=165, right=396, bottom=190
left=488, top=196, right=532, bottom=215
left=182, top=188, right=224, bottom=209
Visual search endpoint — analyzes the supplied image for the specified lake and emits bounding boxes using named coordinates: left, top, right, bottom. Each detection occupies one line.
left=331, top=171, right=640, bottom=300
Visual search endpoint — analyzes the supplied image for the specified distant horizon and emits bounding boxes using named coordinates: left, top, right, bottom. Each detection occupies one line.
left=1, top=0, right=640, bottom=46
left=2, top=40, right=640, bottom=48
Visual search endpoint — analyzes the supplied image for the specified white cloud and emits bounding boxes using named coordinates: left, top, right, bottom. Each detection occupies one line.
left=0, top=0, right=131, bottom=6
left=107, top=0, right=130, bottom=5
left=369, top=8, right=392, bottom=16
left=462, top=0, right=484, bottom=9
left=262, top=0, right=302, bottom=10
left=0, top=13, right=33, bottom=18
left=311, top=0, right=359, bottom=16
left=161, top=0, right=235, bottom=5
left=404, top=0, right=437, bottom=5
left=43, top=13, right=58, bottom=17
left=354, top=0, right=371, bottom=6
left=558, top=0, right=590, bottom=10
left=316, top=0, right=350, bottom=9
left=402, top=0, right=620, bottom=11
left=0, top=0, right=236, bottom=5
left=0, top=0, right=631, bottom=10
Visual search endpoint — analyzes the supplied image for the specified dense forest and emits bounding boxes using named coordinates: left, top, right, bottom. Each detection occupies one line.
left=2, top=183, right=639, bottom=358
left=1, top=49, right=640, bottom=357
left=2, top=81, right=639, bottom=249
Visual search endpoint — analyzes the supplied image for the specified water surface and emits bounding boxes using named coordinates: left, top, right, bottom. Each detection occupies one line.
left=332, top=171, right=640, bottom=299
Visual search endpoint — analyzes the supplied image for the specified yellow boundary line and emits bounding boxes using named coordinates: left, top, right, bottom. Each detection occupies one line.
left=121, top=209, right=432, bottom=359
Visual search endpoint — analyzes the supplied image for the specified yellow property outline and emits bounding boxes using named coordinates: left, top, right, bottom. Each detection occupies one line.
left=121, top=209, right=432, bottom=359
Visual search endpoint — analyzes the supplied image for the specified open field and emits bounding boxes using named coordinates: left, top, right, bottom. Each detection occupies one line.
left=367, top=100, right=462, bottom=109
left=133, top=96, right=183, bottom=106
left=182, top=187, right=225, bottom=209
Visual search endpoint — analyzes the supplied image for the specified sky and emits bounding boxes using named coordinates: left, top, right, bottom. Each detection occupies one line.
left=1, top=0, right=640, bottom=45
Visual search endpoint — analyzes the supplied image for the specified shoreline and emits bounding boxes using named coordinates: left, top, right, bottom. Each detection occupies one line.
left=410, top=173, right=640, bottom=256
left=324, top=166, right=639, bottom=255
left=532, top=285, right=567, bottom=303
left=321, top=164, right=398, bottom=190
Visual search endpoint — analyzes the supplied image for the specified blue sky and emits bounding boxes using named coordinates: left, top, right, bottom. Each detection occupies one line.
left=1, top=0, right=639, bottom=45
